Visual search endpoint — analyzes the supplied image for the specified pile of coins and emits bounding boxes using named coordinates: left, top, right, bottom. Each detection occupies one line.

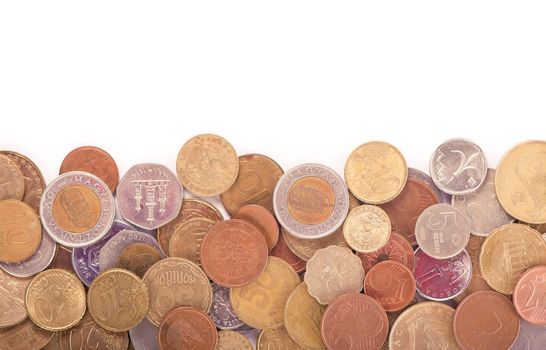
left=0, top=136, right=545, bottom=350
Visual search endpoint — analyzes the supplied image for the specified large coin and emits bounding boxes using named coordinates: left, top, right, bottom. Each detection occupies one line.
left=0, top=319, right=53, bottom=350
left=0, top=269, right=31, bottom=328
left=0, top=154, right=25, bottom=201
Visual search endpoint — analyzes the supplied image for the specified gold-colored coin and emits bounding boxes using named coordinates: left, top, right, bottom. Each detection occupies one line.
left=345, top=141, right=408, bottom=204
left=51, top=184, right=102, bottom=233
left=257, top=326, right=306, bottom=350
left=343, top=204, right=391, bottom=253
left=216, top=330, right=253, bottom=350
left=168, top=217, right=216, bottom=265
left=230, top=256, right=300, bottom=329
left=0, top=269, right=31, bottom=328
left=0, top=154, right=25, bottom=201
left=454, top=235, right=493, bottom=303
left=0, top=318, right=53, bottom=350
left=117, top=242, right=162, bottom=278
left=176, top=134, right=239, bottom=197
left=88, top=268, right=148, bottom=332
left=284, top=282, right=326, bottom=349
left=496, top=140, right=546, bottom=224
left=25, top=268, right=86, bottom=331
left=480, top=223, right=546, bottom=294
left=0, top=199, right=42, bottom=263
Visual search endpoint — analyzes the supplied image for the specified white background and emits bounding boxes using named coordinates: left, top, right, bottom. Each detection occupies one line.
left=1, top=2, right=545, bottom=188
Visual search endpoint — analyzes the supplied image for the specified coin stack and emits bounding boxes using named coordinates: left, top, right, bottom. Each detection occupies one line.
left=0, top=137, right=545, bottom=350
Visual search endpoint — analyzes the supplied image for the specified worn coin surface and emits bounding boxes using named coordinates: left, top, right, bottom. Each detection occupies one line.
left=168, top=217, right=215, bottom=265
left=304, top=246, right=365, bottom=305
left=99, top=229, right=162, bottom=272
left=480, top=223, right=546, bottom=294
left=25, top=268, right=86, bottom=331
left=0, top=199, right=42, bottom=263
left=430, top=138, right=487, bottom=195
left=415, top=203, right=470, bottom=259
left=454, top=235, right=493, bottom=302
left=0, top=229, right=55, bottom=277
left=345, top=141, right=408, bottom=204
left=364, top=260, right=416, bottom=312
left=230, top=257, right=300, bottom=329
left=270, top=231, right=306, bottom=273
left=233, top=204, right=279, bottom=250
left=0, top=154, right=25, bottom=201
left=0, top=318, right=53, bottom=350
left=357, top=231, right=414, bottom=273
left=117, top=242, right=162, bottom=278
left=0, top=269, right=31, bottom=328
left=513, top=266, right=546, bottom=325
left=509, top=319, right=546, bottom=350
left=257, top=326, right=305, bottom=350
left=343, top=204, right=391, bottom=253
left=117, top=163, right=183, bottom=230
left=216, top=330, right=253, bottom=350
left=221, top=153, right=283, bottom=214
left=209, top=282, right=244, bottom=330
left=176, top=134, right=239, bottom=197
left=128, top=317, right=159, bottom=350
left=0, top=151, right=45, bottom=212
left=282, top=226, right=349, bottom=261
left=158, top=307, right=217, bottom=350
left=453, top=291, right=519, bottom=350
left=273, top=163, right=349, bottom=239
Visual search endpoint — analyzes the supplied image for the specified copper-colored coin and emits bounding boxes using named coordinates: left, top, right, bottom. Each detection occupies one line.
left=0, top=199, right=42, bottom=263
left=168, top=217, right=216, bottom=265
left=59, top=146, right=119, bottom=193
left=514, top=265, right=546, bottom=325
left=216, top=330, right=253, bottom=350
left=117, top=242, right=162, bottom=278
left=176, top=134, right=239, bottom=197
left=270, top=230, right=306, bottom=273
left=357, top=231, right=414, bottom=273
left=454, top=235, right=493, bottom=302
left=257, top=326, right=306, bottom=350
left=230, top=256, right=300, bottom=329
left=0, top=154, right=25, bottom=201
left=364, top=260, right=416, bottom=312
left=221, top=153, right=284, bottom=215
left=321, top=293, right=388, bottom=350
left=51, top=184, right=102, bottom=234
left=158, top=307, right=217, bottom=350
left=233, top=204, right=279, bottom=250
left=0, top=318, right=53, bottom=350
left=201, top=219, right=268, bottom=287
left=453, top=290, right=520, bottom=350
left=379, top=177, right=438, bottom=245
left=0, top=151, right=45, bottom=212
left=480, top=223, right=546, bottom=294
left=48, top=244, right=75, bottom=273
left=343, top=204, right=391, bottom=253
left=0, top=269, right=31, bottom=328
left=25, top=268, right=86, bottom=331
left=287, top=176, right=336, bottom=225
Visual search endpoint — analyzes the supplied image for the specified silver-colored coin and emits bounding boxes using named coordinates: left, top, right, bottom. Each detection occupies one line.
left=129, top=317, right=159, bottom=350
left=415, top=203, right=470, bottom=259
left=99, top=229, right=163, bottom=271
left=429, top=138, right=487, bottom=195
left=407, top=167, right=451, bottom=203
left=209, top=282, right=244, bottom=330
left=273, top=163, right=349, bottom=239
left=510, top=319, right=546, bottom=350
left=452, top=169, right=513, bottom=236
left=0, top=229, right=56, bottom=278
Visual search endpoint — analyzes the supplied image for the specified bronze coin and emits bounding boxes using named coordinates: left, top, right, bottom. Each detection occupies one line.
left=513, top=265, right=546, bottom=325
left=321, top=293, right=388, bottom=350
left=269, top=231, right=306, bottom=273
left=0, top=199, right=42, bottom=263
left=0, top=154, right=25, bottom=201
left=233, top=204, right=279, bottom=250
left=117, top=242, right=162, bottom=278
left=0, top=269, right=31, bottom=328
left=59, top=146, right=119, bottom=193
left=282, top=227, right=349, bottom=261
left=200, top=219, right=268, bottom=287
left=48, top=244, right=75, bottom=273
left=51, top=184, right=102, bottom=234
left=168, top=217, right=216, bottom=265
left=257, top=326, right=306, bottom=350
left=158, top=307, right=217, bottom=350
left=221, top=153, right=284, bottom=215
left=357, top=231, right=415, bottom=273
left=364, top=260, right=416, bottom=312
left=0, top=151, right=45, bottom=212
left=453, top=290, right=519, bottom=350
left=0, top=318, right=53, bottom=350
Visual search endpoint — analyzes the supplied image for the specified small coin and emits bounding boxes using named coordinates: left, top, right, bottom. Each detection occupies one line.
left=304, top=246, right=365, bottom=305
left=117, top=163, right=183, bottom=230
left=217, top=330, right=253, bottom=350
left=59, top=146, right=120, bottom=193
left=49, top=244, right=75, bottom=273
left=284, top=282, right=326, bottom=349
left=430, top=138, right=488, bottom=195
left=25, top=268, right=86, bottom=331
left=273, top=163, right=349, bottom=239
left=408, top=167, right=451, bottom=203
left=117, top=243, right=162, bottom=278
left=40, top=171, right=115, bottom=248
left=257, top=326, right=305, bottom=350
left=0, top=319, right=53, bottom=350
left=0, top=269, right=31, bottom=328
left=453, top=291, right=519, bottom=350
left=128, top=317, right=159, bottom=350
left=0, top=154, right=25, bottom=201
left=0, top=229, right=55, bottom=277
left=480, top=223, right=546, bottom=294
left=158, top=307, right=217, bottom=350
left=233, top=204, right=279, bottom=250
left=201, top=219, right=268, bottom=287
left=270, top=231, right=306, bottom=273
left=221, top=153, right=284, bottom=214
left=230, top=256, right=300, bottom=329
left=168, top=217, right=216, bottom=265
left=209, top=282, right=244, bottom=330
left=364, top=260, right=416, bottom=312
left=343, top=204, right=391, bottom=253
left=321, top=293, right=388, bottom=350
left=357, top=231, right=415, bottom=273
left=389, top=302, right=458, bottom=350
left=0, top=151, right=45, bottom=212
left=143, top=257, right=212, bottom=326
left=379, top=177, right=439, bottom=245
left=454, top=235, right=493, bottom=302
left=415, top=203, right=470, bottom=259
left=510, top=319, right=546, bottom=350
left=414, top=248, right=472, bottom=301
left=282, top=226, right=349, bottom=261
left=176, top=134, right=239, bottom=197
left=513, top=266, right=546, bottom=325
left=0, top=199, right=42, bottom=263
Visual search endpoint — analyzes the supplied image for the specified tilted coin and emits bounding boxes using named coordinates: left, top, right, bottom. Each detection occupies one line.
left=168, top=217, right=216, bottom=265
left=25, top=268, right=86, bottom=331
left=40, top=171, right=115, bottom=248
left=0, top=199, right=42, bottom=263
left=513, top=266, right=546, bottom=325
left=230, top=256, right=300, bottom=329
left=408, top=167, right=451, bottom=203
left=282, top=226, right=349, bottom=261
left=270, top=231, right=306, bottom=273
left=233, top=204, right=279, bottom=250
left=454, top=235, right=493, bottom=302
left=0, top=269, right=31, bottom=328
left=304, top=246, right=365, bottom=305
left=221, top=153, right=284, bottom=214
left=452, top=168, right=513, bottom=236
left=357, top=231, right=415, bottom=273
left=209, top=282, right=244, bottom=330
left=117, top=163, right=183, bottom=230
left=117, top=242, right=162, bottom=278
left=216, top=330, right=253, bottom=350
left=273, top=163, right=349, bottom=239
left=257, top=326, right=305, bottom=350
left=59, top=146, right=120, bottom=193
left=176, top=134, right=239, bottom=197
left=510, top=319, right=546, bottom=350
left=0, top=319, right=53, bottom=350
left=343, top=204, right=391, bottom=253
left=158, top=307, right=217, bottom=350
left=480, top=223, right=546, bottom=294
left=128, top=317, right=159, bottom=350
left=0, top=229, right=55, bottom=277
left=415, top=203, right=470, bottom=259
left=496, top=140, right=546, bottom=224
left=364, top=260, right=416, bottom=312
left=0, top=151, right=45, bottom=212
left=0, top=154, right=25, bottom=201
left=142, top=257, right=212, bottom=326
